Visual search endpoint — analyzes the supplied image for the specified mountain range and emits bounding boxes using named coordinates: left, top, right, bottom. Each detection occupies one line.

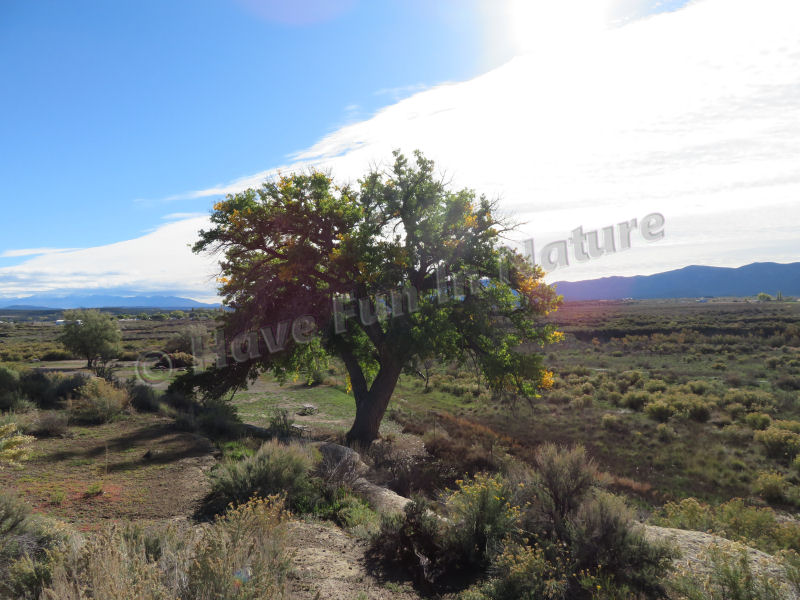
left=0, top=293, right=219, bottom=310
left=552, top=261, right=800, bottom=301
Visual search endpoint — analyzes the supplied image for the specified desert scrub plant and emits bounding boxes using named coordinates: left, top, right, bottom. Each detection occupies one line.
left=656, top=423, right=677, bottom=441
left=0, top=491, right=73, bottom=599
left=204, top=440, right=316, bottom=514
left=69, top=378, right=129, bottom=424
left=753, top=472, right=788, bottom=505
left=652, top=497, right=800, bottom=555
left=0, top=365, right=21, bottom=410
left=754, top=427, right=800, bottom=460
left=669, top=542, right=788, bottom=600
left=445, top=473, right=520, bottom=570
left=645, top=400, right=674, bottom=423
left=0, top=422, right=34, bottom=467
left=745, top=413, right=772, bottom=431
left=622, top=390, right=650, bottom=411
left=458, top=542, right=569, bottom=600
left=31, top=411, right=69, bottom=437
left=42, top=496, right=291, bottom=600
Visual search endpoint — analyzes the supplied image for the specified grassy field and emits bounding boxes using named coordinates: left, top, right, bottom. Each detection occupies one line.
left=3, top=300, right=800, bottom=597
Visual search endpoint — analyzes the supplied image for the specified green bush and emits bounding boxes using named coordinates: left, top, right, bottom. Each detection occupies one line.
left=70, top=378, right=129, bottom=424
left=205, top=440, right=316, bottom=514
left=0, top=366, right=21, bottom=410
left=687, top=380, right=711, bottom=395
left=645, top=400, right=674, bottom=422
left=19, top=371, right=58, bottom=409
left=196, top=399, right=242, bottom=438
left=753, top=472, right=787, bottom=504
left=445, top=473, right=519, bottom=570
left=645, top=379, right=668, bottom=393
left=622, top=391, right=650, bottom=411
left=754, top=427, right=800, bottom=460
left=458, top=543, right=568, bottom=600
left=126, top=381, right=162, bottom=412
left=745, top=412, right=772, bottom=431
left=0, top=491, right=71, bottom=599
left=686, top=399, right=712, bottom=423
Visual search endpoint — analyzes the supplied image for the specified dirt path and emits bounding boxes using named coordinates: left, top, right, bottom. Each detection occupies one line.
left=286, top=519, right=421, bottom=600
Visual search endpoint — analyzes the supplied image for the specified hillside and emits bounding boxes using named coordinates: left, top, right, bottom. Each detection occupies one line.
left=553, top=261, right=800, bottom=300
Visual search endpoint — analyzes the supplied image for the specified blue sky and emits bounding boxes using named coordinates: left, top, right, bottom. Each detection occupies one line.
left=0, top=0, right=508, bottom=258
left=2, top=0, right=798, bottom=301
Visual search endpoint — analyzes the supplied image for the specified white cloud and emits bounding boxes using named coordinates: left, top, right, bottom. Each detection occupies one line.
left=0, top=217, right=218, bottom=298
left=0, top=248, right=82, bottom=258
left=5, top=0, right=800, bottom=296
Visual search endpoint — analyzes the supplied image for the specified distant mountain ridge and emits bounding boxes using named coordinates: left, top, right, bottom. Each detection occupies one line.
left=0, top=293, right=219, bottom=310
left=553, top=262, right=800, bottom=301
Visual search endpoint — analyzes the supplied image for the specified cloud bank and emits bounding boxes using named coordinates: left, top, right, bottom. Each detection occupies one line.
left=2, top=0, right=799, bottom=298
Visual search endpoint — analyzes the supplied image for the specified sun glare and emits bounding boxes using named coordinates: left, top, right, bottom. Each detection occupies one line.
left=510, top=0, right=611, bottom=57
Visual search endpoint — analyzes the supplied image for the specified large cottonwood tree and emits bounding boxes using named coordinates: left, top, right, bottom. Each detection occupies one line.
left=187, top=151, right=561, bottom=445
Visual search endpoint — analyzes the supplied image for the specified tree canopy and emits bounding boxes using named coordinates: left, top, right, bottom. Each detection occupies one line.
left=184, top=151, right=562, bottom=444
left=58, top=309, right=121, bottom=369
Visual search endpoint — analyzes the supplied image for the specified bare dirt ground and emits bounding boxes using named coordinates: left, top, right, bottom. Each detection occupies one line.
left=0, top=414, right=216, bottom=529
left=287, top=519, right=421, bottom=600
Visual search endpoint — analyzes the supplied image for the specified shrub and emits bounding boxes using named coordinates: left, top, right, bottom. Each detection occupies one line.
left=771, top=419, right=800, bottom=433
left=645, top=400, right=674, bottom=422
left=621, top=391, right=649, bottom=411
left=268, top=408, right=295, bottom=439
left=745, top=412, right=772, bottom=431
left=656, top=423, right=676, bottom=441
left=205, top=440, right=316, bottom=514
left=31, top=411, right=69, bottom=437
left=0, top=491, right=71, bottom=599
left=43, top=496, right=291, bottom=600
left=687, top=380, right=711, bottom=395
left=607, top=391, right=623, bottom=406
left=52, top=373, right=90, bottom=401
left=0, top=366, right=21, bottom=410
left=196, top=400, right=242, bottom=439
left=600, top=413, right=624, bottom=431
left=645, top=379, right=668, bottom=393
left=458, top=543, right=569, bottom=600
left=686, top=399, right=712, bottom=423
left=669, top=542, right=788, bottom=600
left=569, top=490, right=676, bottom=598
left=533, top=443, right=598, bottom=523
left=0, top=423, right=34, bottom=467
left=754, top=427, right=800, bottom=460
left=19, top=371, right=58, bottom=409
left=126, top=381, right=161, bottom=412
left=753, top=472, right=787, bottom=504
left=70, top=378, right=129, bottom=424
left=370, top=498, right=447, bottom=585
left=445, top=473, right=519, bottom=570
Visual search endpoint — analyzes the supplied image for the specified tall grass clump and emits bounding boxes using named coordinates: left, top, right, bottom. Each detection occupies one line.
left=69, top=378, right=129, bottom=424
left=0, top=491, right=72, bottom=599
left=669, top=542, right=788, bottom=600
left=42, top=496, right=291, bottom=600
left=204, top=440, right=316, bottom=514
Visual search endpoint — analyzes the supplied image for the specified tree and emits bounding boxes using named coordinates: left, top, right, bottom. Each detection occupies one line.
left=757, top=292, right=773, bottom=302
left=184, top=151, right=562, bottom=445
left=58, top=309, right=121, bottom=370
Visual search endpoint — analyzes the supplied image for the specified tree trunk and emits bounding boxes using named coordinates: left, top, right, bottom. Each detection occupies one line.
left=345, top=360, right=403, bottom=446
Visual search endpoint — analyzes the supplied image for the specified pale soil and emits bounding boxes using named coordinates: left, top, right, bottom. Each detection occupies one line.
left=645, top=524, right=799, bottom=598
left=286, top=519, right=421, bottom=600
